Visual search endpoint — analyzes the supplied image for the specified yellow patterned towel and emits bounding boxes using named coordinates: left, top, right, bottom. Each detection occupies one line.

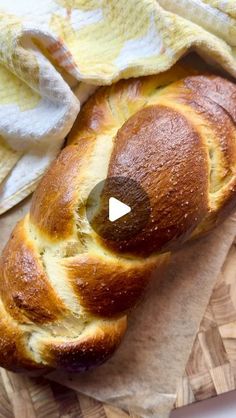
left=0, top=0, right=235, bottom=214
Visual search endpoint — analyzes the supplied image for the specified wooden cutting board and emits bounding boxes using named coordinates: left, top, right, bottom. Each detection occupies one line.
left=176, top=240, right=236, bottom=408
left=0, top=240, right=236, bottom=418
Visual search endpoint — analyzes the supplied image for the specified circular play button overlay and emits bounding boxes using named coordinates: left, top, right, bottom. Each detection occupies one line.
left=86, top=176, right=150, bottom=242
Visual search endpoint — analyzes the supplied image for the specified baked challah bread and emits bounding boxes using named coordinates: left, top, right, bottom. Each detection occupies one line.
left=1, top=64, right=236, bottom=373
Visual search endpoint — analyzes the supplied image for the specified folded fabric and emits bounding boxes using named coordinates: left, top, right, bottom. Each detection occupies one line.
left=0, top=0, right=235, bottom=214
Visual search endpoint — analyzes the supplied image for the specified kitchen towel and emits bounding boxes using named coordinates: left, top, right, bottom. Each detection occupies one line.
left=0, top=0, right=235, bottom=213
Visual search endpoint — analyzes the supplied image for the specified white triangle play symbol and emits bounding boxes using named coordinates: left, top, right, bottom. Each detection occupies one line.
left=109, top=197, right=131, bottom=222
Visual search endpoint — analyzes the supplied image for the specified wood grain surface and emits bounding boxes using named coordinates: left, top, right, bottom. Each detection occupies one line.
left=176, top=240, right=236, bottom=408
left=0, top=241, right=236, bottom=418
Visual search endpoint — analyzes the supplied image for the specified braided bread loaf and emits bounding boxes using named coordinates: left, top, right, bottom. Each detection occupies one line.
left=1, top=64, right=236, bottom=373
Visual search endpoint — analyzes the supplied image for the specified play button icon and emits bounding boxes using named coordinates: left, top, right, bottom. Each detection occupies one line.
left=109, top=197, right=131, bottom=222
left=86, top=176, right=150, bottom=242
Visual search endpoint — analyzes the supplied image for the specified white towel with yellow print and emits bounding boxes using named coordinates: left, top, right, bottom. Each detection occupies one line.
left=0, top=0, right=235, bottom=214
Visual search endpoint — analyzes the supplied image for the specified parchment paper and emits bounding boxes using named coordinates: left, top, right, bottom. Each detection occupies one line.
left=48, top=216, right=236, bottom=418
left=1, top=201, right=236, bottom=418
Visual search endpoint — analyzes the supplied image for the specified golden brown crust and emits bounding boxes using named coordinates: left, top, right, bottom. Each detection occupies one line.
left=103, top=104, right=209, bottom=255
left=0, top=218, right=67, bottom=324
left=40, top=317, right=127, bottom=372
left=0, top=306, right=46, bottom=372
left=69, top=86, right=116, bottom=142
left=0, top=320, right=30, bottom=371
left=61, top=254, right=161, bottom=317
left=30, top=144, right=91, bottom=240
left=184, top=75, right=236, bottom=123
left=0, top=64, right=236, bottom=373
